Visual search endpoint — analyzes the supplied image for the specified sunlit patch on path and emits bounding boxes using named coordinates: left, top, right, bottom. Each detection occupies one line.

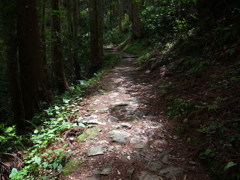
left=61, top=51, right=210, bottom=180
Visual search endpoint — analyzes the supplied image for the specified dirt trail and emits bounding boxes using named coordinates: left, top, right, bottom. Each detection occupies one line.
left=61, top=51, right=210, bottom=180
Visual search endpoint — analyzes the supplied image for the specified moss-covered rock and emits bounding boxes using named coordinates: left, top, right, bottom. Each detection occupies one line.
left=62, top=158, right=83, bottom=176
left=78, top=128, right=101, bottom=142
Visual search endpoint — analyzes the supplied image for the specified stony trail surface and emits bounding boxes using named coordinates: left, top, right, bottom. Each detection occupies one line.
left=61, top=51, right=210, bottom=180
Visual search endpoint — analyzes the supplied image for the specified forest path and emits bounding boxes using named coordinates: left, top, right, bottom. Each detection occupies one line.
left=61, top=50, right=210, bottom=180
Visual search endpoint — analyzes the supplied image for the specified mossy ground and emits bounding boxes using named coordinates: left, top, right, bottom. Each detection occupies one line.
left=62, top=158, right=83, bottom=176
left=78, top=128, right=102, bottom=142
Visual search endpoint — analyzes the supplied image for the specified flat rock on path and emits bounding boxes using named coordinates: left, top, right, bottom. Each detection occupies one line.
left=109, top=130, right=131, bottom=143
left=61, top=52, right=210, bottom=180
left=139, top=171, right=160, bottom=180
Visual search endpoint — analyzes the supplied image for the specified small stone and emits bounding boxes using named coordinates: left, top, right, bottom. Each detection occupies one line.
left=86, top=177, right=97, bottom=180
left=134, top=144, right=147, bottom=149
left=108, top=116, right=119, bottom=122
left=112, top=125, right=121, bottom=129
left=148, top=161, right=163, bottom=171
left=139, top=171, right=159, bottom=180
left=112, top=102, right=128, bottom=106
left=157, top=150, right=172, bottom=158
left=183, top=118, right=188, bottom=123
left=69, top=137, right=75, bottom=142
left=94, top=167, right=112, bottom=175
left=162, top=155, right=170, bottom=164
left=90, top=114, right=98, bottom=119
left=126, top=115, right=138, bottom=122
left=135, top=110, right=146, bottom=117
left=126, top=168, right=134, bottom=178
left=146, top=131, right=155, bottom=137
left=126, top=97, right=137, bottom=102
left=130, top=102, right=139, bottom=107
left=159, top=166, right=184, bottom=178
left=88, top=146, right=105, bottom=156
left=146, top=115, right=158, bottom=120
left=88, top=120, right=106, bottom=125
left=131, top=152, right=141, bottom=160
left=134, top=128, right=145, bottom=134
left=106, top=146, right=114, bottom=152
left=143, top=152, right=154, bottom=161
left=101, top=167, right=112, bottom=175
left=96, top=140, right=109, bottom=145
left=173, top=135, right=178, bottom=140
left=109, top=130, right=131, bottom=143
left=130, top=135, right=148, bottom=144
left=189, top=161, right=196, bottom=165
left=120, top=123, right=132, bottom=129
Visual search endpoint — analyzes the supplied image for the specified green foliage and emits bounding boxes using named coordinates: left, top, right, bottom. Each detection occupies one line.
left=103, top=53, right=122, bottom=68
left=224, top=162, right=237, bottom=172
left=173, top=56, right=210, bottom=76
left=123, top=41, right=148, bottom=56
left=8, top=69, right=110, bottom=179
left=200, top=148, right=215, bottom=160
left=104, top=27, right=129, bottom=45
left=158, top=84, right=169, bottom=95
left=0, top=125, right=24, bottom=152
left=167, top=97, right=194, bottom=118
left=140, top=0, right=194, bottom=43
left=195, top=102, right=219, bottom=111
left=9, top=98, right=74, bottom=179
left=198, top=122, right=225, bottom=134
left=62, top=158, right=83, bottom=176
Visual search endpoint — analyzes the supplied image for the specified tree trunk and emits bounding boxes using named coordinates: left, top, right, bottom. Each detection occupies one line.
left=41, top=0, right=47, bottom=68
left=97, top=0, right=104, bottom=63
left=130, top=0, right=142, bottom=39
left=51, top=0, right=69, bottom=92
left=17, top=0, right=50, bottom=120
left=64, top=0, right=74, bottom=80
left=73, top=0, right=81, bottom=80
left=118, top=0, right=124, bottom=32
left=3, top=0, right=25, bottom=132
left=89, top=0, right=104, bottom=76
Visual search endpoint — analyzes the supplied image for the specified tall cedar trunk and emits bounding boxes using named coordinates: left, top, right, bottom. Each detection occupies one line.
left=89, top=0, right=104, bottom=76
left=17, top=0, right=50, bottom=120
left=73, top=0, right=81, bottom=80
left=51, top=0, right=69, bottom=92
left=65, top=0, right=74, bottom=80
left=130, top=0, right=141, bottom=39
left=41, top=0, right=47, bottom=69
left=118, top=0, right=124, bottom=32
left=3, top=0, right=25, bottom=132
left=97, top=0, right=104, bottom=63
left=109, top=0, right=113, bottom=30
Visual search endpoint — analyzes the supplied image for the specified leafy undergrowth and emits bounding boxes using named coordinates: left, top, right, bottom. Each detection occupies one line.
left=123, top=40, right=150, bottom=56
left=3, top=53, right=122, bottom=180
left=134, top=30, right=240, bottom=179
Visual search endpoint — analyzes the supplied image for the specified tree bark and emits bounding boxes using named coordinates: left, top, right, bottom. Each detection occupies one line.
left=118, top=0, right=124, bottom=32
left=41, top=0, right=47, bottom=68
left=73, top=0, right=81, bottom=80
left=88, top=0, right=104, bottom=76
left=130, top=0, right=142, bottom=39
left=97, top=0, right=104, bottom=63
left=51, top=0, right=69, bottom=92
left=3, top=0, right=25, bottom=132
left=17, top=0, right=50, bottom=120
